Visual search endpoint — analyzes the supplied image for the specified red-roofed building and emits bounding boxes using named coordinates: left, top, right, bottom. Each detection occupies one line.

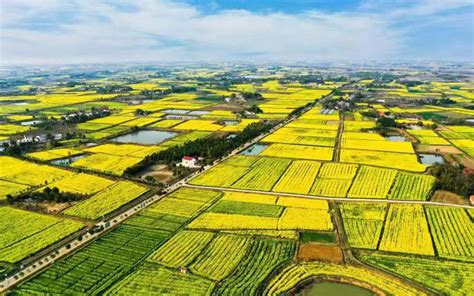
left=181, top=156, right=197, bottom=168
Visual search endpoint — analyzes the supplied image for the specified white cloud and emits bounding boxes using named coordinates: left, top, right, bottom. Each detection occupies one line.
left=0, top=0, right=471, bottom=65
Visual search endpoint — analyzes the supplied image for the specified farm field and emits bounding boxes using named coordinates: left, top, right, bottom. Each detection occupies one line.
left=348, top=166, right=397, bottom=199
left=70, top=153, right=142, bottom=176
left=340, top=149, right=427, bottom=172
left=379, top=204, right=435, bottom=256
left=425, top=207, right=473, bottom=260
left=260, top=143, right=333, bottom=161
left=0, top=207, right=83, bottom=263
left=63, top=181, right=149, bottom=220
left=272, top=160, right=321, bottom=194
left=340, top=203, right=387, bottom=249
left=360, top=253, right=474, bottom=295
left=231, top=157, right=292, bottom=191
left=2, top=65, right=474, bottom=295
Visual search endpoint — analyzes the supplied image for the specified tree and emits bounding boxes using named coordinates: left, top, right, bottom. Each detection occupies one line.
left=376, top=117, right=397, bottom=128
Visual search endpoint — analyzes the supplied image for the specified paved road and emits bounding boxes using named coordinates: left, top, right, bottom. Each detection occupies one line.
left=184, top=183, right=474, bottom=209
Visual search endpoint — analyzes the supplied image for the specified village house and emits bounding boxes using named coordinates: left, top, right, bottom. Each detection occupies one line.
left=180, top=156, right=197, bottom=168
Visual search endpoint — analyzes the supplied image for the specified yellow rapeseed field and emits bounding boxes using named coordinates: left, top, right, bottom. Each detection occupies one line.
left=261, top=144, right=333, bottom=161
left=379, top=204, right=435, bottom=256
left=272, top=160, right=321, bottom=194
left=278, top=208, right=333, bottom=231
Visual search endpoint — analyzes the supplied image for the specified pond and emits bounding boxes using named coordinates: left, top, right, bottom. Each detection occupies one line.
left=298, top=281, right=375, bottom=296
left=224, top=120, right=239, bottom=125
left=385, top=135, right=407, bottom=142
left=50, top=155, right=86, bottom=166
left=240, top=144, right=268, bottom=156
left=111, top=130, right=178, bottom=145
left=188, top=110, right=209, bottom=116
left=162, top=109, right=190, bottom=114
left=20, top=120, right=43, bottom=126
left=419, top=153, right=444, bottom=165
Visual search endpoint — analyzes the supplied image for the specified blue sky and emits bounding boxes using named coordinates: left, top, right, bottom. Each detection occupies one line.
left=1, top=0, right=473, bottom=65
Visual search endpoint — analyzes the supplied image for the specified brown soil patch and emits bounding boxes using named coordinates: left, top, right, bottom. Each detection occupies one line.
left=453, top=154, right=474, bottom=170
left=297, top=243, right=344, bottom=263
left=416, top=145, right=462, bottom=154
left=137, top=164, right=173, bottom=183
left=430, top=190, right=469, bottom=205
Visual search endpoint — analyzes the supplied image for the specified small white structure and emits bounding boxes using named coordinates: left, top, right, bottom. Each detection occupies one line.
left=180, top=156, right=197, bottom=168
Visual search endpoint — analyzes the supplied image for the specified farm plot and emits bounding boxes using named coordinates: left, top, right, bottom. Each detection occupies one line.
left=451, top=139, right=474, bottom=156
left=360, top=253, right=474, bottom=295
left=276, top=196, right=329, bottom=210
left=348, top=166, right=397, bottom=199
left=221, top=191, right=278, bottom=205
left=0, top=124, right=31, bottom=135
left=189, top=164, right=249, bottom=187
left=215, top=238, right=296, bottom=296
left=343, top=121, right=376, bottom=131
left=189, top=196, right=332, bottom=232
left=149, top=187, right=221, bottom=218
left=0, top=156, right=75, bottom=186
left=261, top=134, right=335, bottom=147
left=173, top=119, right=223, bottom=131
left=342, top=132, right=385, bottom=141
left=310, top=178, right=353, bottom=197
left=260, top=144, right=333, bottom=161
left=317, top=162, right=359, bottom=179
left=407, top=129, right=450, bottom=145
left=161, top=131, right=211, bottom=147
left=0, top=207, right=83, bottom=263
left=39, top=173, right=114, bottom=196
left=379, top=204, right=434, bottom=256
left=190, top=234, right=251, bottom=280
left=148, top=230, right=215, bottom=267
left=26, top=148, right=83, bottom=161
left=223, top=155, right=259, bottom=167
left=63, top=181, right=148, bottom=220
left=0, top=180, right=30, bottom=200
left=104, top=263, right=215, bottom=295
left=278, top=207, right=333, bottom=231
left=188, top=213, right=278, bottom=230
left=15, top=224, right=169, bottom=295
left=231, top=157, right=291, bottom=191
left=286, top=120, right=338, bottom=130
left=71, top=153, right=141, bottom=176
left=126, top=211, right=187, bottom=232
left=388, top=172, right=435, bottom=200
left=340, top=203, right=387, bottom=249
left=340, top=149, right=426, bottom=172
left=265, top=261, right=424, bottom=296
left=272, top=160, right=321, bottom=194
left=341, top=139, right=415, bottom=153
left=426, top=207, right=473, bottom=260
left=84, top=144, right=147, bottom=156
left=210, top=200, right=284, bottom=217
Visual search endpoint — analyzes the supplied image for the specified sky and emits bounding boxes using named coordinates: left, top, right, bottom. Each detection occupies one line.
left=0, top=0, right=473, bottom=65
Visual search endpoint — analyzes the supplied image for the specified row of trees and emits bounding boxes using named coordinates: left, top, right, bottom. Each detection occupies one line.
left=7, top=187, right=83, bottom=204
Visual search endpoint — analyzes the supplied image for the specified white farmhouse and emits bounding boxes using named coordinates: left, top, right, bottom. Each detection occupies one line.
left=180, top=156, right=197, bottom=168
